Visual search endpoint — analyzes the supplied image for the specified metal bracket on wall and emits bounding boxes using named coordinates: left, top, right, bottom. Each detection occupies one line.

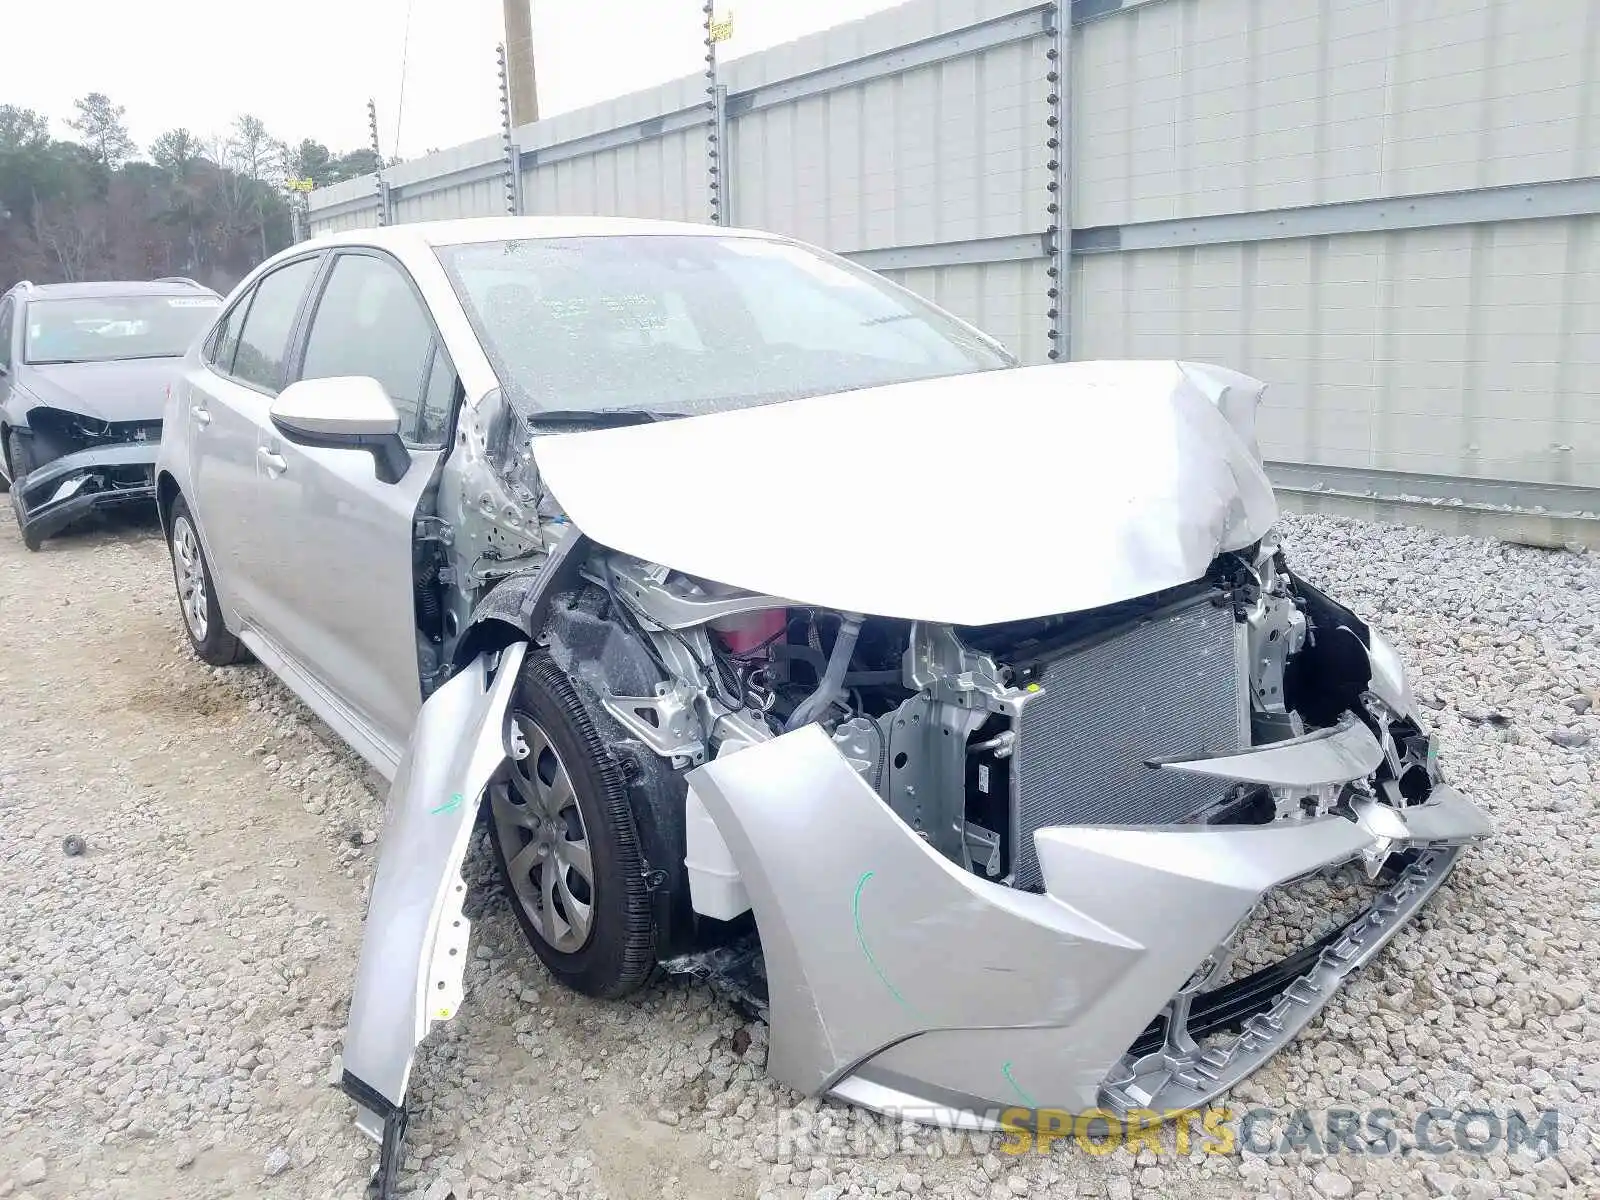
left=1044, top=2, right=1071, bottom=360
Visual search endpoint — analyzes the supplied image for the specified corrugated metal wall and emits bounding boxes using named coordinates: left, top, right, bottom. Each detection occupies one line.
left=308, top=0, right=1600, bottom=545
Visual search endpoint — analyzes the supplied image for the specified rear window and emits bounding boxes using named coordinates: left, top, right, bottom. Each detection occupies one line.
left=23, top=295, right=221, bottom=365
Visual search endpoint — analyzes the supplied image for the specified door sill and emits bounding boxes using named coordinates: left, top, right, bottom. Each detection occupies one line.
left=237, top=625, right=404, bottom=784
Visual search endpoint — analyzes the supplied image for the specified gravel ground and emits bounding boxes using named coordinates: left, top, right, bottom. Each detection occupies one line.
left=0, top=507, right=1596, bottom=1200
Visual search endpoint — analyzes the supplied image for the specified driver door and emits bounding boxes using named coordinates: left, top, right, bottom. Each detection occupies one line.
left=245, top=249, right=459, bottom=759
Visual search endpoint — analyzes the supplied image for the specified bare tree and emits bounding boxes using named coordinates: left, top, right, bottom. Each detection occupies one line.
left=227, top=116, right=282, bottom=183
left=31, top=188, right=103, bottom=281
left=227, top=115, right=284, bottom=259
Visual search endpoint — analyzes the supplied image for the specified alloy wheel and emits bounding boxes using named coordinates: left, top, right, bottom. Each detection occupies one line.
left=171, top=515, right=209, bottom=642
left=489, top=713, right=597, bottom=954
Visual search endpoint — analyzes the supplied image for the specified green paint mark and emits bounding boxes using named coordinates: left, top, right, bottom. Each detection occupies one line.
left=430, top=792, right=465, bottom=816
left=1001, top=1060, right=1038, bottom=1110
left=852, top=870, right=920, bottom=1017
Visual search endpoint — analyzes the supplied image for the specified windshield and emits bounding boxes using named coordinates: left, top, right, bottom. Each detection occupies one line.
left=434, top=235, right=1015, bottom=418
left=24, top=294, right=221, bottom=365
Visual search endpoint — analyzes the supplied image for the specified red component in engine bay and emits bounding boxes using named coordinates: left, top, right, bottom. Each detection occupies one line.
left=711, top=609, right=788, bottom=656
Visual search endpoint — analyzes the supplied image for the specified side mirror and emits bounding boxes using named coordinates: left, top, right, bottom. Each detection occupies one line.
left=269, top=376, right=411, bottom=485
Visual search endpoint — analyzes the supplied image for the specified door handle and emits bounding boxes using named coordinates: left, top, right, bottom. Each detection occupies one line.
left=192, top=405, right=212, bottom=427
left=257, top=447, right=287, bottom=476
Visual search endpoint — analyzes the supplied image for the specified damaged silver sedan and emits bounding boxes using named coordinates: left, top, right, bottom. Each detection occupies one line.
left=153, top=217, right=1490, bottom=1194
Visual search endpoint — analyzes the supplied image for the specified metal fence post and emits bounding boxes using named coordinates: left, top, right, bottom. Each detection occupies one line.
left=703, top=3, right=731, bottom=225
left=368, top=99, right=391, bottom=227
left=1045, top=2, right=1071, bottom=360
left=497, top=42, right=525, bottom=215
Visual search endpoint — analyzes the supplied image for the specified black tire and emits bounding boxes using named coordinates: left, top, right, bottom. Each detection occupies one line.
left=167, top=495, right=249, bottom=666
left=489, top=651, right=655, bottom=999
left=7, top=431, right=40, bottom=549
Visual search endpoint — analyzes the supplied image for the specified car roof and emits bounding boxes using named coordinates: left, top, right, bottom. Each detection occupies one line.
left=301, top=214, right=769, bottom=253
left=19, top=280, right=221, bottom=302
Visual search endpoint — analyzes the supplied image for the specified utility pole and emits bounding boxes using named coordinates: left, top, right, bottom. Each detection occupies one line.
left=502, top=0, right=539, bottom=127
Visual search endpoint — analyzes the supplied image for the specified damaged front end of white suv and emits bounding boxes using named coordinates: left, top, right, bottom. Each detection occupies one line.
left=338, top=360, right=1491, bottom=1193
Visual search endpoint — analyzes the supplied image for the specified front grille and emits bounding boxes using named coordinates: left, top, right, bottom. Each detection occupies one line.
left=1010, top=590, right=1248, bottom=890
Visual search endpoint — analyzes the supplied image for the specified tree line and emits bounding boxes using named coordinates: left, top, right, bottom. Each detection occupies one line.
left=0, top=93, right=390, bottom=293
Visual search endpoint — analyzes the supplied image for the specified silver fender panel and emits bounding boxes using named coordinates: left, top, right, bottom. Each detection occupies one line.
left=340, top=641, right=527, bottom=1142
left=686, top=724, right=1491, bottom=1123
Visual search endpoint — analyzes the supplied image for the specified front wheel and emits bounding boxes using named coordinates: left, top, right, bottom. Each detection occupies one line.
left=488, top=651, right=655, bottom=999
left=7, top=431, right=40, bottom=550
left=168, top=496, right=249, bottom=666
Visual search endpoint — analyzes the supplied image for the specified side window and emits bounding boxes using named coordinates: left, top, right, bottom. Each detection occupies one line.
left=417, top=343, right=458, bottom=447
left=299, top=253, right=435, bottom=441
left=0, top=297, right=13, bottom=371
left=232, top=257, right=319, bottom=393
left=205, top=296, right=247, bottom=374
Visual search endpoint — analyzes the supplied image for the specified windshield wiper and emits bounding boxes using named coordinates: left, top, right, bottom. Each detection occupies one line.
left=25, top=353, right=181, bottom=365
left=522, top=408, right=674, bottom=429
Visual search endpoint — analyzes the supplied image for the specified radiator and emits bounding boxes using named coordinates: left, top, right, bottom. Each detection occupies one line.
left=1010, top=591, right=1249, bottom=890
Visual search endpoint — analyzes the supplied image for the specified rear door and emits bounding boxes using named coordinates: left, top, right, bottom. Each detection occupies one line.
left=249, top=248, right=460, bottom=750
left=183, top=255, right=322, bottom=624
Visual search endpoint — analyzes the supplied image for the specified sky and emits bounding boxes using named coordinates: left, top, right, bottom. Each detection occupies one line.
left=9, top=0, right=906, bottom=163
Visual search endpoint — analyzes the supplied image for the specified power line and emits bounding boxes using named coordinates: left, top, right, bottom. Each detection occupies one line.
left=387, top=0, right=412, bottom=160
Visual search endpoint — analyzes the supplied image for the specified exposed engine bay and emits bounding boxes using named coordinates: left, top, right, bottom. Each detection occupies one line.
left=24, top=405, right=163, bottom=457
left=10, top=406, right=161, bottom=549
left=560, top=532, right=1441, bottom=897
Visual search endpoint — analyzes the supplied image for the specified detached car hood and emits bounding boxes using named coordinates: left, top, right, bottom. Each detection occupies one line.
left=531, top=360, right=1279, bottom=625
left=18, top=357, right=181, bottom=423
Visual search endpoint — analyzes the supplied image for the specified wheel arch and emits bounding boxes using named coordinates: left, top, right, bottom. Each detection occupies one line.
left=155, top=469, right=182, bottom=537
left=452, top=532, right=700, bottom=961
left=449, top=532, right=591, bottom=671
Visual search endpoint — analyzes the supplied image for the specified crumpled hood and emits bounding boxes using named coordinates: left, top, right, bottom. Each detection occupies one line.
left=531, top=360, right=1279, bottom=625
left=19, top=358, right=181, bottom=423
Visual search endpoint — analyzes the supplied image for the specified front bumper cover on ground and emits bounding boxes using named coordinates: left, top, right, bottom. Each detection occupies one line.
left=686, top=722, right=1491, bottom=1126
left=12, top=442, right=158, bottom=547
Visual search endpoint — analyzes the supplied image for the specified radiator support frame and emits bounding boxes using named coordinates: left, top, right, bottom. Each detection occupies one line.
left=1006, top=587, right=1251, bottom=891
